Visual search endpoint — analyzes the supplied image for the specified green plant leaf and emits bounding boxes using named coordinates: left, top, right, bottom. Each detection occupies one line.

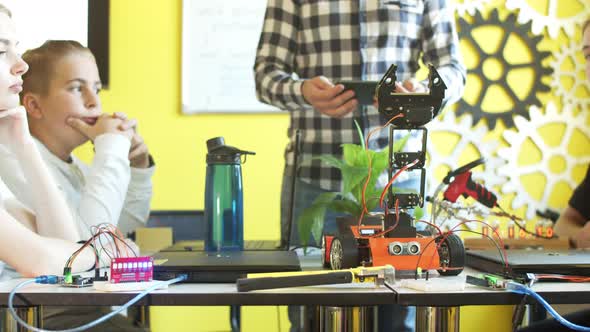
left=297, top=192, right=339, bottom=247
left=364, top=187, right=385, bottom=212
left=342, top=144, right=367, bottom=167
left=354, top=119, right=366, bottom=150
left=371, top=149, right=389, bottom=173
left=329, top=198, right=362, bottom=216
left=317, top=155, right=346, bottom=169
left=341, top=165, right=369, bottom=195
left=297, top=205, right=324, bottom=247
left=414, top=206, right=424, bottom=220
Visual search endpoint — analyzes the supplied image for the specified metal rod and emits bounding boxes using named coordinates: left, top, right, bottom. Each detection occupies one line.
left=416, top=306, right=460, bottom=332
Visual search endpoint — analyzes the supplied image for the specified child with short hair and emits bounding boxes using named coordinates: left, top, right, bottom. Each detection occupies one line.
left=0, top=7, right=148, bottom=330
left=0, top=3, right=121, bottom=278
left=0, top=40, right=155, bottom=239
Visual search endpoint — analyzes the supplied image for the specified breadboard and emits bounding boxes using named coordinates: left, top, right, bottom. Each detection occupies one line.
left=93, top=280, right=169, bottom=292
left=399, top=275, right=466, bottom=292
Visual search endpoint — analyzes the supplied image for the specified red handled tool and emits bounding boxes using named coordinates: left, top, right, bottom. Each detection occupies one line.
left=442, top=158, right=497, bottom=208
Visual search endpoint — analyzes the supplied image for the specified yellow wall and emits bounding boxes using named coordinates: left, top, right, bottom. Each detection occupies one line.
left=76, top=0, right=587, bottom=331
left=98, top=0, right=289, bottom=241
left=92, top=1, right=289, bottom=331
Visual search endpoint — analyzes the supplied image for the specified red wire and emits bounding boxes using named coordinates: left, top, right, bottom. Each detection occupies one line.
left=362, top=199, right=401, bottom=238
left=357, top=208, right=366, bottom=228
left=360, top=113, right=405, bottom=214
left=360, top=211, right=401, bottom=239
left=421, top=219, right=509, bottom=271
left=534, top=274, right=590, bottom=282
left=415, top=219, right=443, bottom=236
left=378, top=159, right=420, bottom=209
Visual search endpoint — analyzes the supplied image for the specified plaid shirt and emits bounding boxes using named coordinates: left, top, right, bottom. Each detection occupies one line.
left=255, top=0, right=466, bottom=191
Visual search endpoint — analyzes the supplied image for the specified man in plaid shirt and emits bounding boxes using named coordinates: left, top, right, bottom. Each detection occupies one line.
left=255, top=0, right=465, bottom=243
left=255, top=1, right=465, bottom=330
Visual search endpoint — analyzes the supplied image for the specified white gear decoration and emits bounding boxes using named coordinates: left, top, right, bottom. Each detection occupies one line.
left=550, top=41, right=590, bottom=112
left=425, top=111, right=505, bottom=231
left=498, top=102, right=590, bottom=220
left=426, top=111, right=505, bottom=194
left=452, top=0, right=490, bottom=17
left=505, top=0, right=590, bottom=38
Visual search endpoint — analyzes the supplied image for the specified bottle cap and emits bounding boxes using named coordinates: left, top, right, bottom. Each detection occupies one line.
left=206, top=136, right=256, bottom=164
left=206, top=137, right=225, bottom=152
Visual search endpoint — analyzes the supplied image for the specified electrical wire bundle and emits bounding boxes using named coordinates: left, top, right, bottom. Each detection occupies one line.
left=8, top=274, right=187, bottom=332
left=357, top=113, right=425, bottom=239
left=64, top=223, right=137, bottom=282
left=7, top=223, right=187, bottom=332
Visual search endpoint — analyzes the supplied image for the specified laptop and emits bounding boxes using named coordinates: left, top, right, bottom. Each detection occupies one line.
left=153, top=250, right=301, bottom=283
left=148, top=210, right=300, bottom=283
left=466, top=249, right=590, bottom=279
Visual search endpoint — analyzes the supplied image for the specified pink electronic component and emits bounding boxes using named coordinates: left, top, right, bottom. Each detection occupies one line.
left=110, top=257, right=153, bottom=283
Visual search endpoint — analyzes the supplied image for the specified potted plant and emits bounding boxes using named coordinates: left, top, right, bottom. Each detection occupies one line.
left=297, top=128, right=422, bottom=247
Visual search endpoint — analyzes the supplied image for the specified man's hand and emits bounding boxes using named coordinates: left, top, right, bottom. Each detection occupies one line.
left=373, top=78, right=428, bottom=108
left=67, top=113, right=134, bottom=141
left=113, top=112, right=150, bottom=168
left=573, top=222, right=590, bottom=248
left=0, top=106, right=34, bottom=153
left=395, top=78, right=428, bottom=93
left=301, top=76, right=357, bottom=118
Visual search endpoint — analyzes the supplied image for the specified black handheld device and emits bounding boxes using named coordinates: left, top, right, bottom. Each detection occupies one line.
left=337, top=80, right=378, bottom=105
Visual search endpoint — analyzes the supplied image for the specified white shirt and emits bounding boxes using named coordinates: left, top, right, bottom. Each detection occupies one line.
left=0, top=178, right=23, bottom=280
left=0, top=134, right=154, bottom=240
left=0, top=179, right=6, bottom=278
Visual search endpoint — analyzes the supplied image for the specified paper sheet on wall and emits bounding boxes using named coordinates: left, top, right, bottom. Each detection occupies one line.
left=181, top=0, right=278, bottom=113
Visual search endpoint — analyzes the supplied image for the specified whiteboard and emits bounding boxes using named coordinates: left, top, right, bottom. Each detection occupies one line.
left=181, top=0, right=278, bottom=113
left=2, top=1, right=87, bottom=52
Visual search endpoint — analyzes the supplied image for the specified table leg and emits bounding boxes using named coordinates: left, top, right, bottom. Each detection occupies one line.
left=317, top=305, right=377, bottom=332
left=0, top=306, right=40, bottom=332
left=416, top=306, right=460, bottom=332
left=136, top=305, right=150, bottom=328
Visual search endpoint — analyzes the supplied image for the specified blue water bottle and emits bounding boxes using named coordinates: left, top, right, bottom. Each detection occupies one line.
left=204, top=137, right=255, bottom=252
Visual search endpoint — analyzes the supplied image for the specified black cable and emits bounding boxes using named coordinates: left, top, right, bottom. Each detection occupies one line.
left=512, top=295, right=528, bottom=332
left=284, top=129, right=301, bottom=250
left=512, top=278, right=537, bottom=331
left=452, top=229, right=508, bottom=269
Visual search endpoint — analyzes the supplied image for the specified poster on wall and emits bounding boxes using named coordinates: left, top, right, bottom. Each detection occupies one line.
left=181, top=0, right=277, bottom=114
left=2, top=0, right=87, bottom=52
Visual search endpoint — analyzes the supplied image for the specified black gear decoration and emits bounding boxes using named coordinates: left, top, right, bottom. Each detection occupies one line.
left=456, top=9, right=552, bottom=130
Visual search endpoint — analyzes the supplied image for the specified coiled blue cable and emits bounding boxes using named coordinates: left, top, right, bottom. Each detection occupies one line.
left=507, top=281, right=590, bottom=332
left=8, top=274, right=187, bottom=332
